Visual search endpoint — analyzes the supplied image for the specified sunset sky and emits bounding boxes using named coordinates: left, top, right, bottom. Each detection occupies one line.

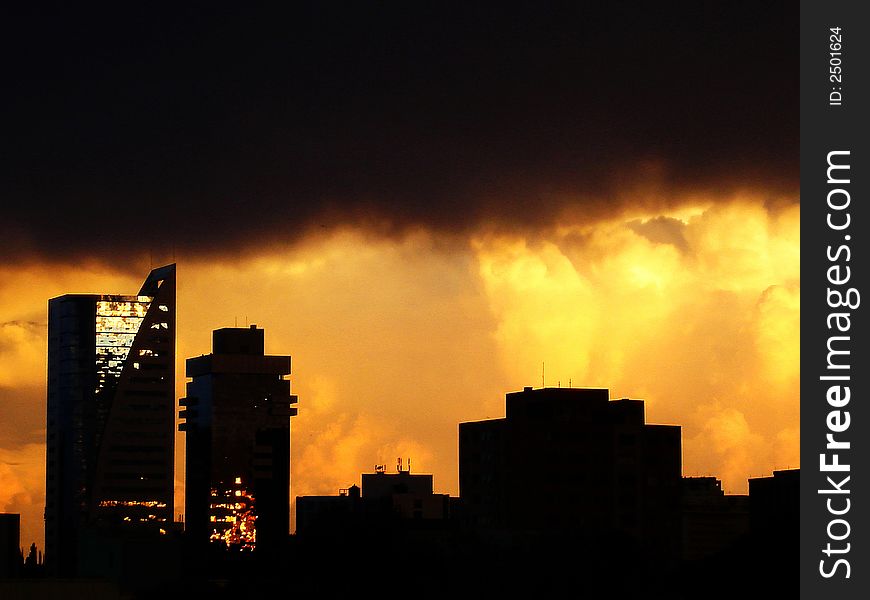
left=0, top=3, right=798, bottom=548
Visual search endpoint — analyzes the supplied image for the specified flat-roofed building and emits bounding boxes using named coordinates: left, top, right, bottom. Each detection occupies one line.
left=179, top=326, right=297, bottom=555
left=460, top=386, right=681, bottom=562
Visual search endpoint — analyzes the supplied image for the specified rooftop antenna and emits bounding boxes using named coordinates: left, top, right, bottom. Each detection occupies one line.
left=542, top=362, right=545, bottom=388
left=569, top=378, right=572, bottom=388
left=235, top=316, right=238, bottom=327
left=408, top=458, right=411, bottom=473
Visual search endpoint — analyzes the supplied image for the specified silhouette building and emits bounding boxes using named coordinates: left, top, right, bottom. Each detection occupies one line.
left=0, top=513, right=20, bottom=579
left=296, top=463, right=451, bottom=537
left=748, top=468, right=799, bottom=538
left=680, top=477, right=749, bottom=560
left=45, top=265, right=176, bottom=576
left=459, top=387, right=681, bottom=561
left=362, top=461, right=451, bottom=521
left=179, top=326, right=297, bottom=554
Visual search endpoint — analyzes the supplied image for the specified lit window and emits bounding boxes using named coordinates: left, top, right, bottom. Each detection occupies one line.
left=208, top=486, right=257, bottom=550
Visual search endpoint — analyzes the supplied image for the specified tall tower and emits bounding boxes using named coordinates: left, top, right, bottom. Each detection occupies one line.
left=179, top=326, right=297, bottom=555
left=45, top=264, right=176, bottom=576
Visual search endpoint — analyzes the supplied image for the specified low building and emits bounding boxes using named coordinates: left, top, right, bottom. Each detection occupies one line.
left=681, top=477, right=749, bottom=561
left=749, top=468, right=799, bottom=537
left=296, top=465, right=451, bottom=536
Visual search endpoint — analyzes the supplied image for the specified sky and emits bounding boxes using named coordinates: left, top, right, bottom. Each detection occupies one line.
left=0, top=3, right=798, bottom=549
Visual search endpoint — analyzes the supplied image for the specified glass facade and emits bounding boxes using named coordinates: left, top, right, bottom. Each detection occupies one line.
left=95, top=297, right=153, bottom=393
left=46, top=265, right=176, bottom=576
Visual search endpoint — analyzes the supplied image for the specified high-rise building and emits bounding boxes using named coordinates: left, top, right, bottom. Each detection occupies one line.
left=45, top=265, right=176, bottom=576
left=459, top=387, right=682, bottom=562
left=179, top=326, right=297, bottom=554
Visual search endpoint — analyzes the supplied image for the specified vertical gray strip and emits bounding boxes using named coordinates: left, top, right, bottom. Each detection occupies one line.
left=801, top=1, right=869, bottom=597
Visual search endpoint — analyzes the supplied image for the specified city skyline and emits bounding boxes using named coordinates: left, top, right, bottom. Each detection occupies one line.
left=1, top=251, right=799, bottom=551
left=0, top=3, right=799, bottom=555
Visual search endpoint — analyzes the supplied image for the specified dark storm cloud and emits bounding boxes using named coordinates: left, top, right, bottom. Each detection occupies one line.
left=1, top=2, right=797, bottom=265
